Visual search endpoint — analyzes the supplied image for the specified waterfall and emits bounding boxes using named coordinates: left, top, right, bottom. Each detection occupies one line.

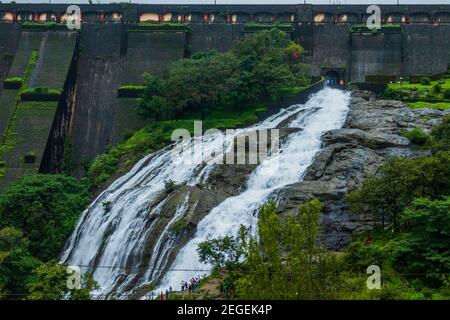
left=61, top=87, right=350, bottom=299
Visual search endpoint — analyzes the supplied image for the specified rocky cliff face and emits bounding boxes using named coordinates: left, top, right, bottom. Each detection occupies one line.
left=278, top=90, right=450, bottom=250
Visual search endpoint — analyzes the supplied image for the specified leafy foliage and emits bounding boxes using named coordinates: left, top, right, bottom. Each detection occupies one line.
left=0, top=227, right=41, bottom=299
left=400, top=128, right=431, bottom=146
left=392, top=197, right=450, bottom=286
left=0, top=174, right=90, bottom=261
left=421, top=77, right=432, bottom=85
left=137, top=30, right=309, bottom=120
left=28, top=260, right=98, bottom=300
left=431, top=114, right=450, bottom=151
left=346, top=151, right=450, bottom=231
left=197, top=236, right=243, bottom=271
left=197, top=200, right=353, bottom=299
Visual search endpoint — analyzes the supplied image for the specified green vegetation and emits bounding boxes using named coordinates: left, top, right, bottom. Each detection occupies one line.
left=130, top=23, right=189, bottom=33
left=385, top=75, right=450, bottom=110
left=0, top=50, right=39, bottom=177
left=172, top=218, right=189, bottom=236
left=19, top=87, right=62, bottom=101
left=349, top=24, right=401, bottom=33
left=197, top=200, right=371, bottom=299
left=0, top=174, right=94, bottom=300
left=244, top=22, right=294, bottom=31
left=3, top=77, right=23, bottom=89
left=431, top=114, right=450, bottom=151
left=0, top=227, right=41, bottom=297
left=137, top=22, right=188, bottom=27
left=164, top=179, right=178, bottom=194
left=407, top=101, right=450, bottom=110
left=344, top=116, right=450, bottom=294
left=88, top=30, right=310, bottom=189
left=400, top=127, right=431, bottom=146
left=194, top=117, right=450, bottom=300
left=0, top=174, right=90, bottom=261
left=28, top=260, right=98, bottom=300
left=117, top=85, right=145, bottom=97
left=20, top=21, right=67, bottom=30
left=137, top=30, right=309, bottom=120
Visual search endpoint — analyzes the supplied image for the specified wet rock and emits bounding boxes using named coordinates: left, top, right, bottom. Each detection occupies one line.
left=278, top=90, right=446, bottom=250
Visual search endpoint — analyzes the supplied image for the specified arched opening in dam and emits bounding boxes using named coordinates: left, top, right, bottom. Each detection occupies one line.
left=325, top=70, right=340, bottom=87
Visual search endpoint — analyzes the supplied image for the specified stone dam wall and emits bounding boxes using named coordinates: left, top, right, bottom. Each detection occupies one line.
left=0, top=4, right=449, bottom=188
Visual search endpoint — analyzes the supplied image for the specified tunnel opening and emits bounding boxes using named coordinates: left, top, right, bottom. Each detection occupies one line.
left=325, top=70, right=341, bottom=87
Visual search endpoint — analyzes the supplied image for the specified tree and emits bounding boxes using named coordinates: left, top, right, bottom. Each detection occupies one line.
left=432, top=114, right=450, bottom=152
left=234, top=200, right=340, bottom=299
left=137, top=30, right=310, bottom=121
left=392, top=197, right=450, bottom=286
left=347, top=152, right=450, bottom=232
left=197, top=236, right=243, bottom=271
left=0, top=174, right=90, bottom=261
left=0, top=227, right=41, bottom=299
left=137, top=74, right=170, bottom=120
left=28, top=260, right=98, bottom=300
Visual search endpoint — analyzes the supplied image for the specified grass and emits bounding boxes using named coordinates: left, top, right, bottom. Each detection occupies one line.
left=117, top=85, right=145, bottom=97
left=245, top=22, right=293, bottom=28
left=349, top=24, right=401, bottom=33
left=407, top=101, right=450, bottom=110
left=0, top=50, right=39, bottom=178
left=388, top=79, right=450, bottom=92
left=3, top=77, right=23, bottom=89
left=20, top=87, right=63, bottom=101
left=138, top=22, right=188, bottom=27
left=130, top=23, right=190, bottom=33
left=386, top=77, right=450, bottom=110
left=20, top=21, right=67, bottom=30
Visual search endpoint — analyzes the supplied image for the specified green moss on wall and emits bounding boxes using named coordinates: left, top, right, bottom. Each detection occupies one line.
left=3, top=77, right=23, bottom=89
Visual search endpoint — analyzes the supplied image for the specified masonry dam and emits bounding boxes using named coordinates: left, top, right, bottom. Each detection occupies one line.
left=0, top=3, right=449, bottom=190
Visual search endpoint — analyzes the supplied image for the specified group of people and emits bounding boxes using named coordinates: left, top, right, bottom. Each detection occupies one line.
left=155, top=274, right=208, bottom=300
left=181, top=274, right=207, bottom=293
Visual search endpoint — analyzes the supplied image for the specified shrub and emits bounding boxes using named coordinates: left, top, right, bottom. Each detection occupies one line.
left=347, top=151, right=450, bottom=231
left=345, top=240, right=393, bottom=272
left=401, top=128, right=431, bottom=145
left=0, top=174, right=90, bottom=261
left=432, top=84, right=442, bottom=94
left=420, top=77, right=431, bottom=85
left=117, top=85, right=145, bottom=98
left=443, top=88, right=450, bottom=99
left=20, top=87, right=62, bottom=101
left=392, top=197, right=450, bottom=286
left=3, top=77, right=23, bottom=89
left=28, top=260, right=98, bottom=300
left=164, top=179, right=177, bottom=194
left=431, top=114, right=450, bottom=151
left=172, top=218, right=189, bottom=236
left=0, top=227, right=42, bottom=297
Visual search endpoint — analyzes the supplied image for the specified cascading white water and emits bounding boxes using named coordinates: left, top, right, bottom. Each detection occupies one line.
left=157, top=88, right=350, bottom=292
left=61, top=87, right=350, bottom=298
